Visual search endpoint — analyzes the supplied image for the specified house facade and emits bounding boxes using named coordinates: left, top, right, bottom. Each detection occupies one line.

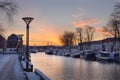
left=79, top=38, right=120, bottom=51
left=0, top=35, right=6, bottom=50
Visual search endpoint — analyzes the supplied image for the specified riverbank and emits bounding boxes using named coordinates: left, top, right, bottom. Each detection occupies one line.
left=0, top=54, right=50, bottom=80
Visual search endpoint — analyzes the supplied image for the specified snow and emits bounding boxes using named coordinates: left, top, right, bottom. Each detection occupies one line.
left=25, top=72, right=40, bottom=80
left=20, top=61, right=33, bottom=72
left=0, top=54, right=24, bottom=80
left=34, top=68, right=51, bottom=80
left=14, top=55, right=25, bottom=80
left=0, top=55, right=11, bottom=73
left=0, top=54, right=49, bottom=80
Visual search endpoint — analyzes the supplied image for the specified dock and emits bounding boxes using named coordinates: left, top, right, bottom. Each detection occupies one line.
left=0, top=54, right=50, bottom=80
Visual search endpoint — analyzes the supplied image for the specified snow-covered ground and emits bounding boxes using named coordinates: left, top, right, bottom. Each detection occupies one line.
left=0, top=54, right=24, bottom=80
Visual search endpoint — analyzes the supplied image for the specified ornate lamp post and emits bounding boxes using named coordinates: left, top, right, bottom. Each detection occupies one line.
left=22, top=17, right=33, bottom=71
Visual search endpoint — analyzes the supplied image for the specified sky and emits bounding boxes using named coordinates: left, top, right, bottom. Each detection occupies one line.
left=2, top=0, right=119, bottom=46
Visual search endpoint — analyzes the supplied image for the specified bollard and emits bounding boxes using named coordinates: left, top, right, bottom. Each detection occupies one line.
left=31, top=64, right=33, bottom=72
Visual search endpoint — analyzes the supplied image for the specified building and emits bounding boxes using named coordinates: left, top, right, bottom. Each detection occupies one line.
left=6, top=34, right=23, bottom=54
left=79, top=38, right=120, bottom=51
left=0, top=35, right=6, bottom=50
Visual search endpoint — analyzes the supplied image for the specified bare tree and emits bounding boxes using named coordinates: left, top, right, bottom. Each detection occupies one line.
left=103, top=2, right=120, bottom=51
left=105, top=2, right=120, bottom=38
left=59, top=31, right=75, bottom=46
left=0, top=25, right=4, bottom=36
left=84, top=25, right=95, bottom=42
left=0, top=0, right=18, bottom=35
left=76, top=27, right=83, bottom=43
left=0, top=0, right=18, bottom=22
left=84, top=25, right=95, bottom=49
left=76, top=27, right=83, bottom=50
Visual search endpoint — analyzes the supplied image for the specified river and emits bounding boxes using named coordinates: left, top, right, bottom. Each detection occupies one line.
left=31, top=52, right=120, bottom=80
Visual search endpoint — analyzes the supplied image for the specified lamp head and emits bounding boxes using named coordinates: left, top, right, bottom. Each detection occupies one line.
left=22, top=17, right=33, bottom=25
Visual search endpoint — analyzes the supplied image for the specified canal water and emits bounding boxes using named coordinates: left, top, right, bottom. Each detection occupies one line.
left=31, top=52, right=120, bottom=80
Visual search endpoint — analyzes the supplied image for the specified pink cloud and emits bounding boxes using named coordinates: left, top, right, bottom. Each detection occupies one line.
left=96, top=27, right=104, bottom=33
left=95, top=27, right=111, bottom=37
left=72, top=18, right=100, bottom=27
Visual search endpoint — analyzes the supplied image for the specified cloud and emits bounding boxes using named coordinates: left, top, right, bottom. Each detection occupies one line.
left=95, top=27, right=113, bottom=37
left=95, top=27, right=111, bottom=36
left=72, top=18, right=100, bottom=27
left=72, top=13, right=84, bottom=17
left=72, top=7, right=85, bottom=18
left=96, top=27, right=104, bottom=33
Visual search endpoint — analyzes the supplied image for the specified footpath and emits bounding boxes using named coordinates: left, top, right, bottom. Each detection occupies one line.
left=0, top=55, right=24, bottom=80
left=0, top=54, right=50, bottom=80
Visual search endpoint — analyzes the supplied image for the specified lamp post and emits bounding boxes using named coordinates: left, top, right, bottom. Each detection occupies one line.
left=22, top=17, right=33, bottom=71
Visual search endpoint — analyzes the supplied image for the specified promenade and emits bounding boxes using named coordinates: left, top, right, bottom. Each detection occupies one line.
left=0, top=55, right=24, bottom=80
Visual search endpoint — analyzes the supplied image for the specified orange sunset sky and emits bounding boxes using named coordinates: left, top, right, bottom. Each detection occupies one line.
left=2, top=0, right=119, bottom=46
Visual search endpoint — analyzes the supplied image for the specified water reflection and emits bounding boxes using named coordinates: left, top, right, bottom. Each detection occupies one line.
left=31, top=52, right=120, bottom=80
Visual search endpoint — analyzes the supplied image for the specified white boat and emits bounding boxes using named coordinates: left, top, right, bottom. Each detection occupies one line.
left=31, top=47, right=38, bottom=53
left=64, top=49, right=70, bottom=57
left=71, top=49, right=80, bottom=58
left=96, top=51, right=113, bottom=62
left=45, top=49, right=53, bottom=55
left=57, top=49, right=63, bottom=56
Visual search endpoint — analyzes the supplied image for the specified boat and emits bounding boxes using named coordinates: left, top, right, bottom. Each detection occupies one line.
left=45, top=49, right=53, bottom=55
left=31, top=47, right=38, bottom=53
left=71, top=53, right=80, bottom=58
left=52, top=49, right=57, bottom=55
left=81, top=50, right=96, bottom=60
left=96, top=51, right=113, bottom=62
left=109, top=51, right=120, bottom=62
left=64, top=49, right=70, bottom=57
left=56, top=49, right=64, bottom=56
left=71, top=49, right=80, bottom=58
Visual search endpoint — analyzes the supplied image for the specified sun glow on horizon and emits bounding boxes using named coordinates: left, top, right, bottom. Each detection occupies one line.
left=4, top=0, right=117, bottom=46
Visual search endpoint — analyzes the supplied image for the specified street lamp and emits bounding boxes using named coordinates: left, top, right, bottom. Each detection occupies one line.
left=22, top=17, right=33, bottom=71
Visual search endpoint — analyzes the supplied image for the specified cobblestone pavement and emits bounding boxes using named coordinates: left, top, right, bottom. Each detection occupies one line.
left=0, top=55, right=25, bottom=80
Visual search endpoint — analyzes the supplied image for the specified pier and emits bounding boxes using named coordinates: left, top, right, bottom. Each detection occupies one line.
left=0, top=54, right=50, bottom=80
